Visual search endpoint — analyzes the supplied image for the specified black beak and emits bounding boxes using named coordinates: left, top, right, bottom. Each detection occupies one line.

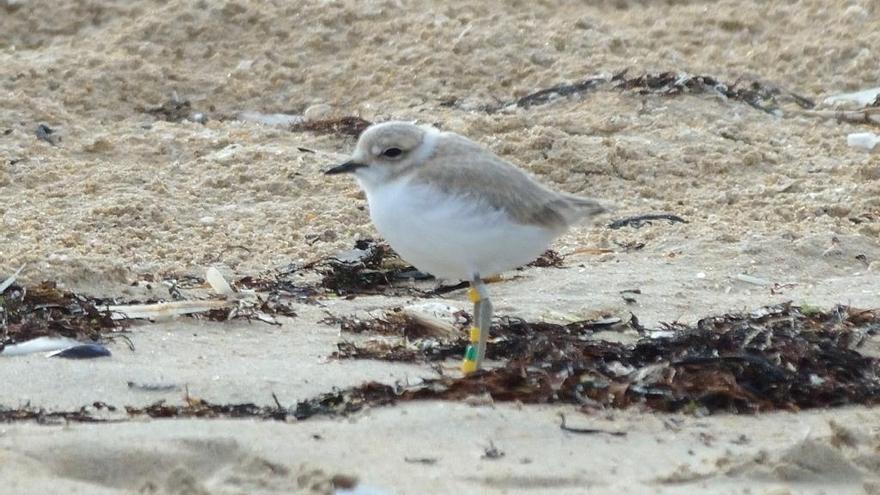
left=324, top=161, right=367, bottom=175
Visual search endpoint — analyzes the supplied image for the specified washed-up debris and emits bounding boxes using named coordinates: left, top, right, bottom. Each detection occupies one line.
left=609, top=213, right=687, bottom=230
left=35, top=124, right=58, bottom=145
left=0, top=281, right=121, bottom=352
left=292, top=116, right=372, bottom=137
left=620, top=289, right=641, bottom=304
left=141, top=92, right=202, bottom=123
left=4, top=304, right=877, bottom=424
left=401, top=303, right=467, bottom=339
left=107, top=267, right=297, bottom=323
left=2, top=394, right=286, bottom=423
left=482, top=441, right=505, bottom=460
left=235, top=269, right=319, bottom=305
left=127, top=381, right=180, bottom=392
left=824, top=87, right=880, bottom=108
left=333, top=305, right=466, bottom=361
left=206, top=266, right=235, bottom=296
left=484, top=71, right=814, bottom=114
left=735, top=274, right=771, bottom=286
left=513, top=77, right=606, bottom=108
left=793, top=106, right=880, bottom=127
left=232, top=241, right=568, bottom=300
left=308, top=241, right=565, bottom=297
left=325, top=303, right=880, bottom=415
left=292, top=382, right=399, bottom=420
left=847, top=132, right=879, bottom=152
left=0, top=336, right=79, bottom=356
left=47, top=343, right=111, bottom=359
left=0, top=264, right=24, bottom=294
left=334, top=314, right=628, bottom=363
left=613, top=71, right=814, bottom=114
left=424, top=281, right=471, bottom=296
left=526, top=249, right=565, bottom=268
left=105, top=299, right=234, bottom=320
left=558, top=413, right=626, bottom=436
left=125, top=396, right=287, bottom=421
left=236, top=111, right=304, bottom=127
left=315, top=239, right=425, bottom=296
left=0, top=403, right=121, bottom=424
left=319, top=239, right=400, bottom=295
left=1, top=334, right=110, bottom=360
left=0, top=267, right=299, bottom=356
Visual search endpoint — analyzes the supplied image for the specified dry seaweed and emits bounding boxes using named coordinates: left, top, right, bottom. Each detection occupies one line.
left=141, top=94, right=195, bottom=122
left=609, top=213, right=687, bottom=230
left=319, top=239, right=401, bottom=295
left=125, top=397, right=288, bottom=421
left=526, top=249, right=566, bottom=268
left=1, top=397, right=291, bottom=424
left=315, top=239, right=433, bottom=296
left=482, top=71, right=815, bottom=114
left=0, top=403, right=121, bottom=424
left=613, top=71, right=817, bottom=113
left=292, top=382, right=399, bottom=419
left=235, top=241, right=568, bottom=299
left=612, top=71, right=816, bottom=113
left=292, top=116, right=372, bottom=137
left=513, top=77, right=606, bottom=108
left=0, top=281, right=122, bottom=349
left=4, top=305, right=876, bottom=424
left=327, top=303, right=880, bottom=415
left=235, top=266, right=321, bottom=304
left=334, top=314, right=627, bottom=364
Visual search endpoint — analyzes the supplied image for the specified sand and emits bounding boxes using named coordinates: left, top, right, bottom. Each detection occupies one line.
left=1, top=0, right=879, bottom=493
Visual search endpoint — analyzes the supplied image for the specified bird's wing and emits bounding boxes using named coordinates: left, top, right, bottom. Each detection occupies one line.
left=412, top=134, right=606, bottom=230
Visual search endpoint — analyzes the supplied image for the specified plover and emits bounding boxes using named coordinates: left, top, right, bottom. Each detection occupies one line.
left=326, top=121, right=606, bottom=373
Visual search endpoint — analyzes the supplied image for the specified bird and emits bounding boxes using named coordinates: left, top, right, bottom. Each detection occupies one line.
left=325, top=121, right=606, bottom=373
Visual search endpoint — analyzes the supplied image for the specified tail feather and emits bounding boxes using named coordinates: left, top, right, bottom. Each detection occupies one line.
left=556, top=194, right=609, bottom=225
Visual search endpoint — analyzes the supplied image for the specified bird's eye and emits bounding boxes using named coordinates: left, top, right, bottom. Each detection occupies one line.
left=382, top=147, right=403, bottom=158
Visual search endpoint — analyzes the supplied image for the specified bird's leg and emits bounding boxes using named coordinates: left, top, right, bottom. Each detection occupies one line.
left=473, top=277, right=492, bottom=369
left=461, top=280, right=482, bottom=374
left=461, top=275, right=492, bottom=374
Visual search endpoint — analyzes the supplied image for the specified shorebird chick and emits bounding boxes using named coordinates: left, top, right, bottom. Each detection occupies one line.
left=326, top=121, right=606, bottom=373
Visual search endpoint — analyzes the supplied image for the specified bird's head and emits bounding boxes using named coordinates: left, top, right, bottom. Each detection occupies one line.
left=325, top=121, right=438, bottom=187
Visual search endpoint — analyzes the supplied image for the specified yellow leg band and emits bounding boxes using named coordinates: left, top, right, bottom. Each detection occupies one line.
left=468, top=287, right=480, bottom=303
left=469, top=326, right=480, bottom=343
left=461, top=358, right=477, bottom=374
left=461, top=344, right=478, bottom=374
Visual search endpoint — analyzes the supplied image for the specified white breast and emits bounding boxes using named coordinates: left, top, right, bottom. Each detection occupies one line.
left=362, top=178, right=557, bottom=281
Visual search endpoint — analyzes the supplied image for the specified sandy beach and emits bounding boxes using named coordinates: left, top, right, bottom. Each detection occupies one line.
left=2, top=0, right=879, bottom=493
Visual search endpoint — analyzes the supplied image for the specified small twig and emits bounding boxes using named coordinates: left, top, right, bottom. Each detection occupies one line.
left=608, top=213, right=687, bottom=230
left=559, top=413, right=627, bottom=436
left=0, top=265, right=25, bottom=294
left=117, top=334, right=135, bottom=351
left=271, top=392, right=284, bottom=410
left=424, top=281, right=469, bottom=297
left=790, top=108, right=880, bottom=127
